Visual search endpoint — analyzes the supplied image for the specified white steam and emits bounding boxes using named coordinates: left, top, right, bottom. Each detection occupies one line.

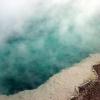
left=0, top=0, right=100, bottom=95
left=0, top=0, right=100, bottom=48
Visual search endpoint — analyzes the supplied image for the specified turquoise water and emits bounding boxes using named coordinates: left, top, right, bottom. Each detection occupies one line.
left=0, top=1, right=100, bottom=95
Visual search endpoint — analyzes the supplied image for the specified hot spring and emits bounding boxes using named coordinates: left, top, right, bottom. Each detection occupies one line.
left=0, top=0, right=100, bottom=95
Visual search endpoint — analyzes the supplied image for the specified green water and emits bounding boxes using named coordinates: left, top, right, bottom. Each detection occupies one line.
left=0, top=17, right=93, bottom=95
left=0, top=2, right=100, bottom=95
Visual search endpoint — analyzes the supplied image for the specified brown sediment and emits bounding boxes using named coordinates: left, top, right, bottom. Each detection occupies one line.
left=71, top=64, right=100, bottom=100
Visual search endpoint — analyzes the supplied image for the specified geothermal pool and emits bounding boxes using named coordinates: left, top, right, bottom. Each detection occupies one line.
left=0, top=0, right=100, bottom=95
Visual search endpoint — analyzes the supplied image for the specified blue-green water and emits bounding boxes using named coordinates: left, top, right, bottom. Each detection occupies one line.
left=0, top=0, right=100, bottom=95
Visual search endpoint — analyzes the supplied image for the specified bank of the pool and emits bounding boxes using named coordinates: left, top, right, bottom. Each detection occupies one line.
left=0, top=53, right=100, bottom=100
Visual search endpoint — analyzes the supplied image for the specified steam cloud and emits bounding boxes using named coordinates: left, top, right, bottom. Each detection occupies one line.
left=0, top=0, right=100, bottom=95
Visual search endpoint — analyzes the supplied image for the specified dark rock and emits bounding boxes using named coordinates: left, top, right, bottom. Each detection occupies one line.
left=71, top=64, right=100, bottom=100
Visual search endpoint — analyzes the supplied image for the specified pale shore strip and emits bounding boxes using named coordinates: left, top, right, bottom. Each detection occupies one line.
left=0, top=54, right=100, bottom=100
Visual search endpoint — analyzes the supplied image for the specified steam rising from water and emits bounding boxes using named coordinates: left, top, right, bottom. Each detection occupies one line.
left=0, top=0, right=100, bottom=95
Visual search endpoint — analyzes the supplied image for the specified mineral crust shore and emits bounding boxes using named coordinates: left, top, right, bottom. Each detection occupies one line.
left=0, top=54, right=100, bottom=100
